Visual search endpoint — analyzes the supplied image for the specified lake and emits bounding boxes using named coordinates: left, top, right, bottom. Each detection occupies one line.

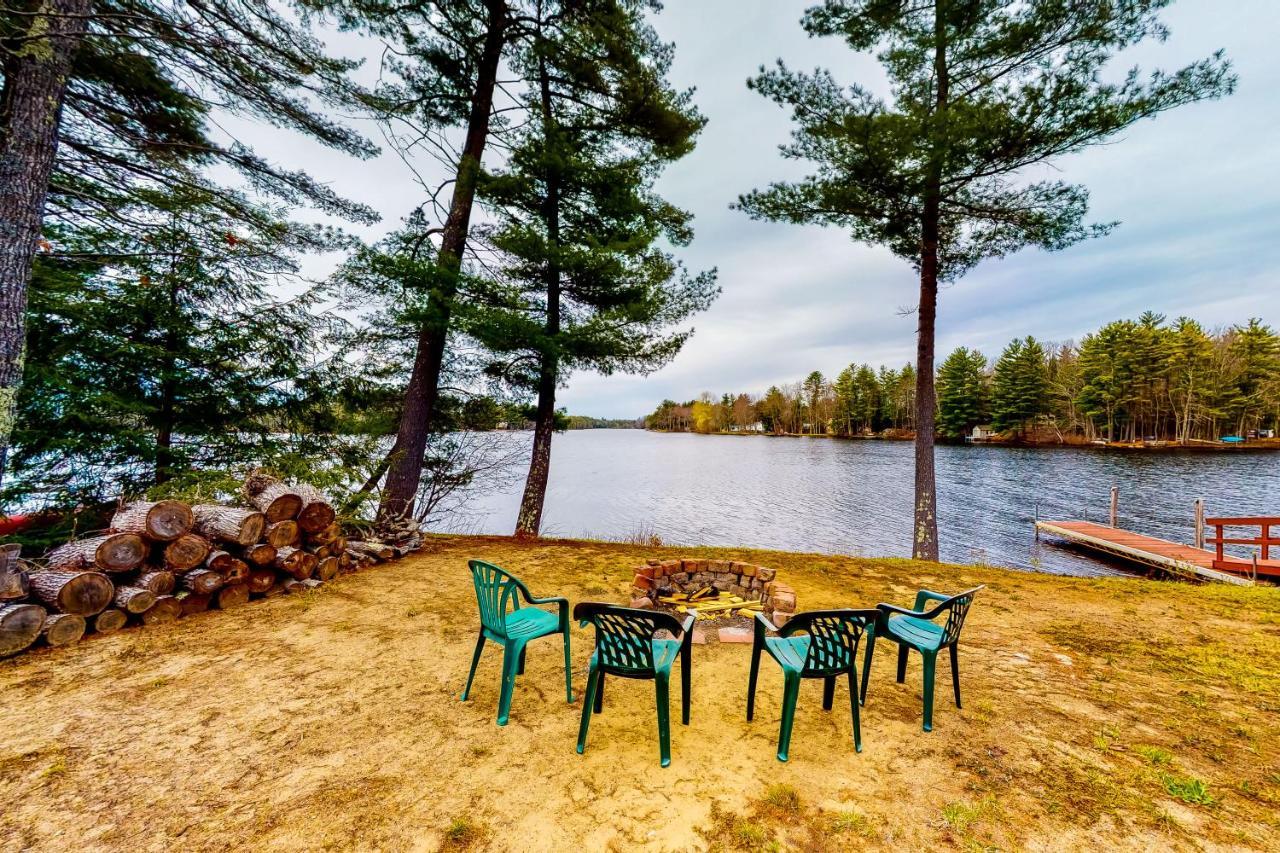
left=442, top=430, right=1280, bottom=577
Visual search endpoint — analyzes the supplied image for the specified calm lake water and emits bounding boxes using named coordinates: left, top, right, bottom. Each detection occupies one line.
left=444, top=430, right=1280, bottom=577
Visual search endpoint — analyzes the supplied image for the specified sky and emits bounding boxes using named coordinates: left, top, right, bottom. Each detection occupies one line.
left=241, top=0, right=1280, bottom=419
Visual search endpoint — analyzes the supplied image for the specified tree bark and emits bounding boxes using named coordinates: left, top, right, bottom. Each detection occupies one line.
left=46, top=533, right=146, bottom=573
left=0, top=543, right=28, bottom=600
left=111, top=500, right=193, bottom=542
left=191, top=505, right=265, bottom=546
left=514, top=46, right=561, bottom=540
left=378, top=0, right=509, bottom=522
left=0, top=0, right=91, bottom=485
left=911, top=0, right=949, bottom=562
left=29, top=570, right=113, bottom=615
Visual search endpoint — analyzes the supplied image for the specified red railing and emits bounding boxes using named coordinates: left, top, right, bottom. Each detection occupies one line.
left=1205, top=516, right=1280, bottom=563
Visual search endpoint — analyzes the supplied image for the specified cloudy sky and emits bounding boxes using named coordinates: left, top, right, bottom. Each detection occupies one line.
left=254, top=0, right=1279, bottom=418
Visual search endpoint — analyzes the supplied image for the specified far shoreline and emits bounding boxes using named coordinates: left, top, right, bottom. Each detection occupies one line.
left=638, top=429, right=1280, bottom=453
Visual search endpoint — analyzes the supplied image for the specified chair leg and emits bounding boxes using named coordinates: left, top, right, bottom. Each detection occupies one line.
left=460, top=632, right=486, bottom=701
left=496, top=641, right=523, bottom=726
left=896, top=644, right=909, bottom=683
left=950, top=644, right=962, bottom=709
left=576, top=667, right=601, bottom=755
left=822, top=676, right=835, bottom=711
left=921, top=650, right=937, bottom=732
left=681, top=642, right=691, bottom=726
left=655, top=674, right=672, bottom=767
left=859, top=631, right=876, bottom=705
left=747, top=639, right=762, bottom=721
left=517, top=645, right=527, bottom=675
left=562, top=630, right=574, bottom=703
left=777, top=674, right=801, bottom=762
left=593, top=672, right=605, bottom=714
left=847, top=671, right=862, bottom=753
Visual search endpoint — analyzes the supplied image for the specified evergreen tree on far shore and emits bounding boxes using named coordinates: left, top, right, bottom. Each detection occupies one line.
left=937, top=348, right=988, bottom=439
left=992, top=337, right=1048, bottom=436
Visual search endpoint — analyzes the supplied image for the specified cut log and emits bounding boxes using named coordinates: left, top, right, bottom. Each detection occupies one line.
left=299, top=552, right=318, bottom=580
left=272, top=546, right=309, bottom=580
left=192, top=505, right=266, bottom=547
left=280, top=578, right=305, bottom=594
left=163, top=534, right=210, bottom=571
left=310, top=544, right=331, bottom=560
left=175, top=591, right=210, bottom=616
left=142, top=595, right=181, bottom=624
left=332, top=535, right=348, bottom=554
left=114, top=585, right=157, bottom=614
left=1, top=603, right=46, bottom=657
left=204, top=550, right=239, bottom=573
left=110, top=500, right=193, bottom=542
left=42, top=613, right=86, bottom=647
left=1, top=544, right=29, bottom=600
left=242, top=543, right=277, bottom=566
left=264, top=520, right=299, bottom=548
left=223, top=560, right=249, bottom=585
left=137, top=570, right=176, bottom=595
left=46, top=534, right=146, bottom=573
left=347, top=541, right=394, bottom=561
left=93, top=608, right=128, bottom=634
left=247, top=568, right=275, bottom=594
left=214, top=584, right=250, bottom=610
left=300, top=578, right=325, bottom=590
left=29, top=571, right=114, bottom=615
left=248, top=482, right=303, bottom=523
left=307, top=522, right=340, bottom=546
left=314, top=556, right=339, bottom=582
left=180, top=569, right=224, bottom=595
left=262, top=583, right=287, bottom=598
left=293, top=482, right=336, bottom=534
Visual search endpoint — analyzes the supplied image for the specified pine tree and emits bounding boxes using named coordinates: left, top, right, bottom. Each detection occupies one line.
left=937, top=347, right=988, bottom=440
left=992, top=337, right=1048, bottom=436
left=736, top=0, right=1234, bottom=558
left=471, top=0, right=715, bottom=537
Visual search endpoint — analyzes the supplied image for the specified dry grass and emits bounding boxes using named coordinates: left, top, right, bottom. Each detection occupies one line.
left=1, top=535, right=1278, bottom=851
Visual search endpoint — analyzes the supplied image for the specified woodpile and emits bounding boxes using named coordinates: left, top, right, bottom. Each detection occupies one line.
left=0, top=473, right=421, bottom=659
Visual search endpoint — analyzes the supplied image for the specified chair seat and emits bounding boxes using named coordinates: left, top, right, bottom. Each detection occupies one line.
left=589, top=637, right=682, bottom=676
left=883, top=615, right=946, bottom=651
left=502, top=607, right=560, bottom=639
left=763, top=634, right=810, bottom=675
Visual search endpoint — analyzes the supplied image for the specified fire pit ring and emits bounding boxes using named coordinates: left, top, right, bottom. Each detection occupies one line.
left=629, top=558, right=796, bottom=628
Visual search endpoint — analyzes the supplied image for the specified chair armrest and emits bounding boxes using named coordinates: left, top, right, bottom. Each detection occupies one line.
left=878, top=602, right=946, bottom=621
left=753, top=611, right=775, bottom=644
left=913, top=589, right=951, bottom=611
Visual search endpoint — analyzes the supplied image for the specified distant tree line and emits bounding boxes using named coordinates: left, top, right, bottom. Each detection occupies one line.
left=647, top=313, right=1280, bottom=445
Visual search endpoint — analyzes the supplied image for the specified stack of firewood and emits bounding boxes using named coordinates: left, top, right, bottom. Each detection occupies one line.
left=0, top=474, right=418, bottom=659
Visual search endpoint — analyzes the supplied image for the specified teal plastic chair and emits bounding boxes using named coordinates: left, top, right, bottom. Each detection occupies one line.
left=574, top=602, right=695, bottom=767
left=747, top=609, right=879, bottom=762
left=860, top=586, right=982, bottom=732
left=461, top=560, right=572, bottom=725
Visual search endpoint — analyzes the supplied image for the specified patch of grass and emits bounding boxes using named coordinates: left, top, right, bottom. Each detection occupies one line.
left=1136, top=745, right=1173, bottom=766
left=1161, top=774, right=1216, bottom=807
left=441, top=815, right=485, bottom=849
left=759, top=783, right=801, bottom=818
left=39, top=755, right=66, bottom=779
left=829, top=809, right=874, bottom=838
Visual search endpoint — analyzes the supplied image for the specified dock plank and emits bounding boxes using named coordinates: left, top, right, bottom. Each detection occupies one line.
left=1035, top=520, right=1255, bottom=585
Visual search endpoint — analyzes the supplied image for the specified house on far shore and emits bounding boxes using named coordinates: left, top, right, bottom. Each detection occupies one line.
left=730, top=421, right=765, bottom=433
left=969, top=425, right=996, bottom=442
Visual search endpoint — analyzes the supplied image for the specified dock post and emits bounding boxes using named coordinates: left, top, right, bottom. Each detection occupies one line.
left=1109, top=486, right=1118, bottom=528
left=1194, top=499, right=1205, bottom=549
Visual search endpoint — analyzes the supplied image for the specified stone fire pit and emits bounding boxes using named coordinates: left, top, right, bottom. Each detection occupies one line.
left=629, top=558, right=797, bottom=627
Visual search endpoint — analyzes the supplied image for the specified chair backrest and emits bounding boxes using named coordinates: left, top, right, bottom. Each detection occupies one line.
left=573, top=602, right=684, bottom=676
left=781, top=609, right=879, bottom=677
left=938, top=587, right=982, bottom=645
left=469, top=560, right=523, bottom=636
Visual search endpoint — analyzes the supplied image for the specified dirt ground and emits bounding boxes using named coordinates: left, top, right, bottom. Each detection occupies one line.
left=2, top=536, right=1278, bottom=852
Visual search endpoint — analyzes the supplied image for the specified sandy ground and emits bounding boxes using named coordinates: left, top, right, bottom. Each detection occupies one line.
left=1, top=536, right=1278, bottom=852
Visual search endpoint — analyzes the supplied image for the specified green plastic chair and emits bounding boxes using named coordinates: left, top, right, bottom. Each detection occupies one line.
left=573, top=602, right=695, bottom=767
left=461, top=560, right=572, bottom=725
left=859, top=586, right=982, bottom=732
left=747, top=609, right=879, bottom=762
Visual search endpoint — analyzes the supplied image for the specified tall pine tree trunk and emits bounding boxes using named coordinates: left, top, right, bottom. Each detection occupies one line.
left=378, top=0, right=508, bottom=523
left=0, top=0, right=90, bottom=486
left=514, top=48, right=562, bottom=540
left=911, top=2, right=948, bottom=562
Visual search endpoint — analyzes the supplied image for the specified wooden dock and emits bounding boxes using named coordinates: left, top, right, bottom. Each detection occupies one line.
left=1035, top=520, right=1255, bottom=585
